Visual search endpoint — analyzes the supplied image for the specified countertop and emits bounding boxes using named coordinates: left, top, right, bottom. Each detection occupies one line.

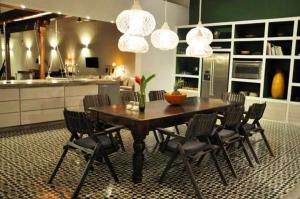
left=0, top=78, right=119, bottom=88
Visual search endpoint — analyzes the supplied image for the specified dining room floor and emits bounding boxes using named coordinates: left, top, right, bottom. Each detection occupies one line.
left=0, top=121, right=300, bottom=199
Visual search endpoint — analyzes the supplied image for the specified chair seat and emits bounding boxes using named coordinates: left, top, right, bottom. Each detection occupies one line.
left=163, top=138, right=210, bottom=154
left=74, top=135, right=119, bottom=151
left=216, top=128, right=240, bottom=143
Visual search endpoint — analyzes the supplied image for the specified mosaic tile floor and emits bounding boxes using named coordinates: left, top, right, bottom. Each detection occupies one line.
left=0, top=121, right=300, bottom=199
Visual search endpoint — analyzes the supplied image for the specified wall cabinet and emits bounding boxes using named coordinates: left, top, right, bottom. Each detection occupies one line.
left=176, top=16, right=300, bottom=124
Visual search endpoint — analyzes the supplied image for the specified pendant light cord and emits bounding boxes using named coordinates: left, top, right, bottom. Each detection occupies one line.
left=198, top=0, right=202, bottom=23
left=164, top=0, right=167, bottom=22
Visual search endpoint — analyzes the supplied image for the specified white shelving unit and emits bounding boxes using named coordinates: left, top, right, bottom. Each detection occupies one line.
left=175, top=16, right=300, bottom=124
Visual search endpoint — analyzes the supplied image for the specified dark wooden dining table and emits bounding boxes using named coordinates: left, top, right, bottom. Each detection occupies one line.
left=89, top=97, right=233, bottom=183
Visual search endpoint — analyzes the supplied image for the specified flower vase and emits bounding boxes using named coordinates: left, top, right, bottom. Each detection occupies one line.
left=138, top=92, right=146, bottom=112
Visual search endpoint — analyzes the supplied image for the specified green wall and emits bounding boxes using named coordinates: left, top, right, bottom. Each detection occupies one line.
left=189, top=0, right=300, bottom=24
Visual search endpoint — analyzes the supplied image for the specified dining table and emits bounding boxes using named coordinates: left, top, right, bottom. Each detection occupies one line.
left=89, top=97, right=234, bottom=183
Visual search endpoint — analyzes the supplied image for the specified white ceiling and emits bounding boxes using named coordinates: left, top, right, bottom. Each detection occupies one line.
left=168, top=0, right=190, bottom=7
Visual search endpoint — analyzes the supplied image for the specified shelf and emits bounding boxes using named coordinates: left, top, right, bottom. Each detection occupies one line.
left=291, top=86, right=300, bottom=102
left=213, top=39, right=232, bottom=42
left=175, top=74, right=199, bottom=78
left=176, top=54, right=191, bottom=57
left=262, top=97, right=289, bottom=103
left=234, top=38, right=264, bottom=42
left=265, top=55, right=291, bottom=59
left=231, top=81, right=260, bottom=97
left=295, top=56, right=300, bottom=59
left=268, top=21, right=294, bottom=37
left=233, top=55, right=263, bottom=59
left=178, top=89, right=199, bottom=93
left=267, top=37, right=293, bottom=41
left=231, top=78, right=261, bottom=83
left=179, top=40, right=187, bottom=43
left=292, top=83, right=300, bottom=87
left=212, top=48, right=231, bottom=52
left=235, top=23, right=265, bottom=39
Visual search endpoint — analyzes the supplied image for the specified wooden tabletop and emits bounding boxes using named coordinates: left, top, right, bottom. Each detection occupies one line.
left=89, top=97, right=231, bottom=122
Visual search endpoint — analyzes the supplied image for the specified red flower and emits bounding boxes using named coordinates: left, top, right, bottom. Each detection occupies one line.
left=135, top=76, right=141, bottom=85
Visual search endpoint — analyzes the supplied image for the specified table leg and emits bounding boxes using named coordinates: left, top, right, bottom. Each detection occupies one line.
left=131, top=125, right=147, bottom=183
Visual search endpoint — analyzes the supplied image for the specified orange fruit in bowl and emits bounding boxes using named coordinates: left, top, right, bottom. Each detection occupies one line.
left=164, top=92, right=187, bottom=105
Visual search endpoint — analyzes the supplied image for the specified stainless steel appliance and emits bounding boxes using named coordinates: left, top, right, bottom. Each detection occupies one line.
left=201, top=53, right=230, bottom=98
left=232, top=60, right=262, bottom=79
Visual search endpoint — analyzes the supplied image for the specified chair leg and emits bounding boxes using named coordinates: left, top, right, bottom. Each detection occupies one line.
left=179, top=150, right=204, bottom=199
left=72, top=155, right=95, bottom=199
left=158, top=131, right=165, bottom=142
left=159, top=153, right=178, bottom=183
left=103, top=153, right=119, bottom=182
left=116, top=131, right=125, bottom=152
left=195, top=154, right=206, bottom=166
left=153, top=130, right=160, bottom=143
left=175, top=125, right=180, bottom=135
left=48, top=147, right=69, bottom=184
left=221, top=146, right=238, bottom=178
left=239, top=139, right=254, bottom=168
left=210, top=151, right=228, bottom=186
left=260, top=130, right=274, bottom=157
left=244, top=135, right=261, bottom=164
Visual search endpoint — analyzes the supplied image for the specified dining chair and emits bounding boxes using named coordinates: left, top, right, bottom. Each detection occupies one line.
left=83, top=94, right=125, bottom=151
left=240, top=102, right=274, bottom=164
left=213, top=106, right=254, bottom=178
left=148, top=90, right=166, bottom=101
left=120, top=90, right=139, bottom=104
left=158, top=113, right=228, bottom=199
left=222, top=92, right=246, bottom=106
left=149, top=90, right=181, bottom=135
left=48, top=109, right=120, bottom=199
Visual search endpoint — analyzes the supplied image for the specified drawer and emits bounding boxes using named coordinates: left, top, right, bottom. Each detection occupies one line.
left=20, top=87, right=64, bottom=100
left=0, top=101, right=20, bottom=113
left=263, top=101, right=287, bottom=122
left=65, top=85, right=98, bottom=97
left=288, top=104, right=300, bottom=125
left=0, top=113, right=20, bottom=128
left=21, top=108, right=64, bottom=125
left=0, top=89, right=19, bottom=101
left=21, top=98, right=64, bottom=111
left=65, top=96, right=84, bottom=108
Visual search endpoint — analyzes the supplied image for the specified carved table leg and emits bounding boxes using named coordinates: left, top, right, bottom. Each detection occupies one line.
left=131, top=124, right=148, bottom=183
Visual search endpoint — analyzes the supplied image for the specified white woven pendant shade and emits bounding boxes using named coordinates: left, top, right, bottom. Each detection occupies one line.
left=118, top=34, right=149, bottom=53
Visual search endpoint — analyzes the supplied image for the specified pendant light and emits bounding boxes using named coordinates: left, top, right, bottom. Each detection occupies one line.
left=118, top=34, right=149, bottom=53
left=116, top=0, right=156, bottom=37
left=151, top=0, right=179, bottom=50
left=186, top=0, right=213, bottom=57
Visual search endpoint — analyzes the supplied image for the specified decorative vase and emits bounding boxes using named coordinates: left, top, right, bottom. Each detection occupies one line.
left=271, top=69, right=285, bottom=99
left=138, top=92, right=146, bottom=112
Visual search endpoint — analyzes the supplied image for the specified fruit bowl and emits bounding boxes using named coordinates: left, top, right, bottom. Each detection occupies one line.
left=164, top=93, right=187, bottom=105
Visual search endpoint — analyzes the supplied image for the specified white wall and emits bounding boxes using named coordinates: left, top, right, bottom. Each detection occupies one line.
left=2, top=0, right=189, bottom=92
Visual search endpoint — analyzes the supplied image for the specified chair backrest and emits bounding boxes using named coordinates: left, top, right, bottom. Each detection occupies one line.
left=64, top=109, right=94, bottom=138
left=246, top=102, right=266, bottom=121
left=222, top=106, right=244, bottom=129
left=83, top=94, right=110, bottom=112
left=222, top=92, right=245, bottom=106
left=149, top=90, right=166, bottom=101
left=185, top=113, right=217, bottom=139
left=120, top=90, right=138, bottom=104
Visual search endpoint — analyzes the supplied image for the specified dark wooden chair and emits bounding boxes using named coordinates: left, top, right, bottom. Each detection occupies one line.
left=120, top=90, right=139, bottom=104
left=48, top=109, right=120, bottom=199
left=148, top=90, right=166, bottom=101
left=83, top=94, right=125, bottom=151
left=158, top=113, right=228, bottom=199
left=240, top=102, right=274, bottom=164
left=149, top=90, right=181, bottom=136
left=222, top=92, right=246, bottom=106
left=213, top=106, right=254, bottom=178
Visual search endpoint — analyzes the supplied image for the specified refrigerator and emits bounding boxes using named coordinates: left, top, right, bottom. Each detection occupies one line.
left=201, top=53, right=230, bottom=98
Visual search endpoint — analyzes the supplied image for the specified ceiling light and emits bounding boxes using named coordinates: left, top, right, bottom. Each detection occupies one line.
left=151, top=1, right=179, bottom=50
left=186, top=44, right=213, bottom=58
left=118, top=34, right=149, bottom=53
left=86, top=16, right=90, bottom=20
left=185, top=0, right=213, bottom=57
left=57, top=11, right=62, bottom=15
left=116, top=0, right=156, bottom=37
left=20, top=5, right=26, bottom=9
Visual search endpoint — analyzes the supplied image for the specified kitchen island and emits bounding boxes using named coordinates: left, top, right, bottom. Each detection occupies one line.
left=0, top=79, right=120, bottom=128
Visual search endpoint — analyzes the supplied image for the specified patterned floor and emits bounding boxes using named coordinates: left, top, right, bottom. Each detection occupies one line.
left=0, top=121, right=300, bottom=199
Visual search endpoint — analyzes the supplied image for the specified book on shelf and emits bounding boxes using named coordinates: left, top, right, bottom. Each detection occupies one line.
left=267, top=42, right=283, bottom=56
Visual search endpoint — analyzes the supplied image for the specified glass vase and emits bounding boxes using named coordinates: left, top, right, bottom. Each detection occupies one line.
left=138, top=92, right=146, bottom=112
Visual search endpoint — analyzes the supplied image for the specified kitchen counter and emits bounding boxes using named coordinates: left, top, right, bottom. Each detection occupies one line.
left=0, top=78, right=119, bottom=88
left=0, top=78, right=120, bottom=128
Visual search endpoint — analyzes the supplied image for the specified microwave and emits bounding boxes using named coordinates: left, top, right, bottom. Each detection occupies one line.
left=232, top=60, right=262, bottom=79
